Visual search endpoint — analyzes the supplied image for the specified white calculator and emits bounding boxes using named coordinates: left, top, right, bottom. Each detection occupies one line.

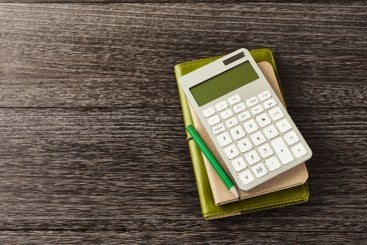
left=179, top=48, right=312, bottom=191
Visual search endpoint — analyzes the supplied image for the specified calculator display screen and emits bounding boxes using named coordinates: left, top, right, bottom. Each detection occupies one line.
left=190, top=61, right=259, bottom=106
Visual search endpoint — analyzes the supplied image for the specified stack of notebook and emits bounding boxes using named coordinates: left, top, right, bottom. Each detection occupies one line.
left=174, top=48, right=309, bottom=220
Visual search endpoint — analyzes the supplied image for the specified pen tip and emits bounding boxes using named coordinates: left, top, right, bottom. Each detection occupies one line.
left=229, top=187, right=239, bottom=199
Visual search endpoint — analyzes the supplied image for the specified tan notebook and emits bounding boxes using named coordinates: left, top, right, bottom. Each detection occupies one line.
left=189, top=61, right=308, bottom=205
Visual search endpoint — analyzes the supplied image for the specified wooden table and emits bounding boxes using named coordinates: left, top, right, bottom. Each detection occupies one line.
left=0, top=2, right=366, bottom=244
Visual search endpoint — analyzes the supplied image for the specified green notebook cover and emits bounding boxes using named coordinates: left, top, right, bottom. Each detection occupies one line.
left=174, top=48, right=309, bottom=220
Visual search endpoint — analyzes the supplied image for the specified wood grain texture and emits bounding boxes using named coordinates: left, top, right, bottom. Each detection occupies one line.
left=0, top=2, right=366, bottom=244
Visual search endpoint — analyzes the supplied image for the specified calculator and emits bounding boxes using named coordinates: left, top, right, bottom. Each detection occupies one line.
left=179, top=48, right=312, bottom=191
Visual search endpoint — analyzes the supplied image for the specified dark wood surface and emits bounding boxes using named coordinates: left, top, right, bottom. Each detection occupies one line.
left=0, top=2, right=366, bottom=244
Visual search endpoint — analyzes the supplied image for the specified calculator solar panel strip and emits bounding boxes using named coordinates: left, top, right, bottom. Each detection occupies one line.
left=179, top=48, right=312, bottom=191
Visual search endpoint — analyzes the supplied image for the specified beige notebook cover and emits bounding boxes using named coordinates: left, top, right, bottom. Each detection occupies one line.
left=189, top=61, right=308, bottom=205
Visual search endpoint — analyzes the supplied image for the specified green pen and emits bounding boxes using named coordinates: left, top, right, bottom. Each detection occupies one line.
left=186, top=124, right=239, bottom=198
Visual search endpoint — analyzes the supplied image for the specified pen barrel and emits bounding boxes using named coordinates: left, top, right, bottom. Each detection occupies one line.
left=186, top=125, right=234, bottom=190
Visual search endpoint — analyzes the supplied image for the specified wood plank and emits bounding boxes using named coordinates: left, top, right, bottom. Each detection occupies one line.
left=0, top=76, right=365, bottom=108
left=0, top=231, right=365, bottom=244
left=0, top=108, right=365, bottom=232
left=0, top=3, right=366, bottom=108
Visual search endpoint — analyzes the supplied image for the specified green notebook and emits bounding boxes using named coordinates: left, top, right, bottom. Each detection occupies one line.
left=175, top=48, right=309, bottom=220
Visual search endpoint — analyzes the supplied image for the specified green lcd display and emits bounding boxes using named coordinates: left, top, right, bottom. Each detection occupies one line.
left=190, top=61, right=259, bottom=106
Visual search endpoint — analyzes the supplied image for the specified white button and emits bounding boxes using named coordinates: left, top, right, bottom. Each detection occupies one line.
left=237, top=138, right=252, bottom=153
left=265, top=156, right=281, bottom=171
left=284, top=131, right=299, bottom=145
left=216, top=132, right=232, bottom=147
left=214, top=101, right=228, bottom=112
left=212, top=123, right=225, bottom=134
left=252, top=163, right=268, bottom=178
left=271, top=137, right=294, bottom=164
left=258, top=143, right=274, bottom=158
left=244, top=150, right=260, bottom=165
left=230, top=125, right=246, bottom=140
left=258, top=90, right=271, bottom=101
left=224, top=144, right=240, bottom=159
left=243, top=119, right=258, bottom=134
left=228, top=94, right=241, bottom=105
left=250, top=104, right=264, bottom=115
left=202, top=107, right=215, bottom=118
left=233, top=102, right=246, bottom=113
left=225, top=117, right=238, bottom=128
left=207, top=115, right=220, bottom=126
left=220, top=109, right=233, bottom=120
left=238, top=111, right=251, bottom=121
left=263, top=125, right=279, bottom=140
left=263, top=98, right=276, bottom=109
left=291, top=143, right=307, bottom=158
left=276, top=118, right=292, bottom=133
left=269, top=107, right=284, bottom=121
left=256, top=113, right=271, bottom=127
left=239, top=170, right=255, bottom=185
left=250, top=131, right=266, bottom=146
left=231, top=157, right=247, bottom=172
left=246, top=96, right=259, bottom=107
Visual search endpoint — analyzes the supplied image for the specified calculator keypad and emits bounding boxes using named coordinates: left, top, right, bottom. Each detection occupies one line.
left=205, top=90, right=309, bottom=189
left=207, top=115, right=220, bottom=126
left=250, top=104, right=264, bottom=115
left=224, top=144, right=240, bottom=159
left=215, top=101, right=228, bottom=111
left=233, top=102, right=246, bottom=113
left=220, top=109, right=234, bottom=120
left=203, top=107, right=215, bottom=118
left=230, top=126, right=246, bottom=140
left=263, top=98, right=276, bottom=109
left=238, top=111, right=251, bottom=121
left=225, top=117, right=238, bottom=128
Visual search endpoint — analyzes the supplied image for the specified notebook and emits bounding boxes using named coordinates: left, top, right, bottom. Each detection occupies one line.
left=175, top=48, right=309, bottom=219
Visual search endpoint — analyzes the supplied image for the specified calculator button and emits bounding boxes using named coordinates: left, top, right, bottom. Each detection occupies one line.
left=230, top=125, right=246, bottom=140
left=291, top=143, right=307, bottom=158
left=207, top=115, right=220, bottom=126
left=263, top=125, right=279, bottom=140
left=284, top=131, right=299, bottom=145
left=224, top=144, right=240, bottom=159
left=225, top=117, right=238, bottom=128
left=216, top=132, right=232, bottom=147
left=256, top=113, right=271, bottom=127
left=250, top=131, right=266, bottom=146
left=220, top=109, right=233, bottom=120
left=214, top=101, right=228, bottom=112
left=244, top=150, right=260, bottom=165
left=258, top=90, right=271, bottom=101
left=252, top=163, right=268, bottom=178
left=271, top=137, right=294, bottom=164
left=239, top=170, right=255, bottom=185
left=212, top=123, right=225, bottom=134
left=228, top=94, right=241, bottom=105
left=265, top=156, right=281, bottom=171
left=237, top=138, right=252, bottom=153
left=250, top=104, right=264, bottom=115
left=233, top=102, right=246, bottom=113
left=243, top=119, right=258, bottom=134
left=258, top=143, right=274, bottom=158
left=231, top=157, right=247, bottom=172
left=276, top=118, right=292, bottom=133
left=263, top=98, right=276, bottom=109
left=202, top=107, right=215, bottom=118
left=269, top=107, right=284, bottom=121
left=238, top=111, right=251, bottom=121
left=246, top=97, right=259, bottom=107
